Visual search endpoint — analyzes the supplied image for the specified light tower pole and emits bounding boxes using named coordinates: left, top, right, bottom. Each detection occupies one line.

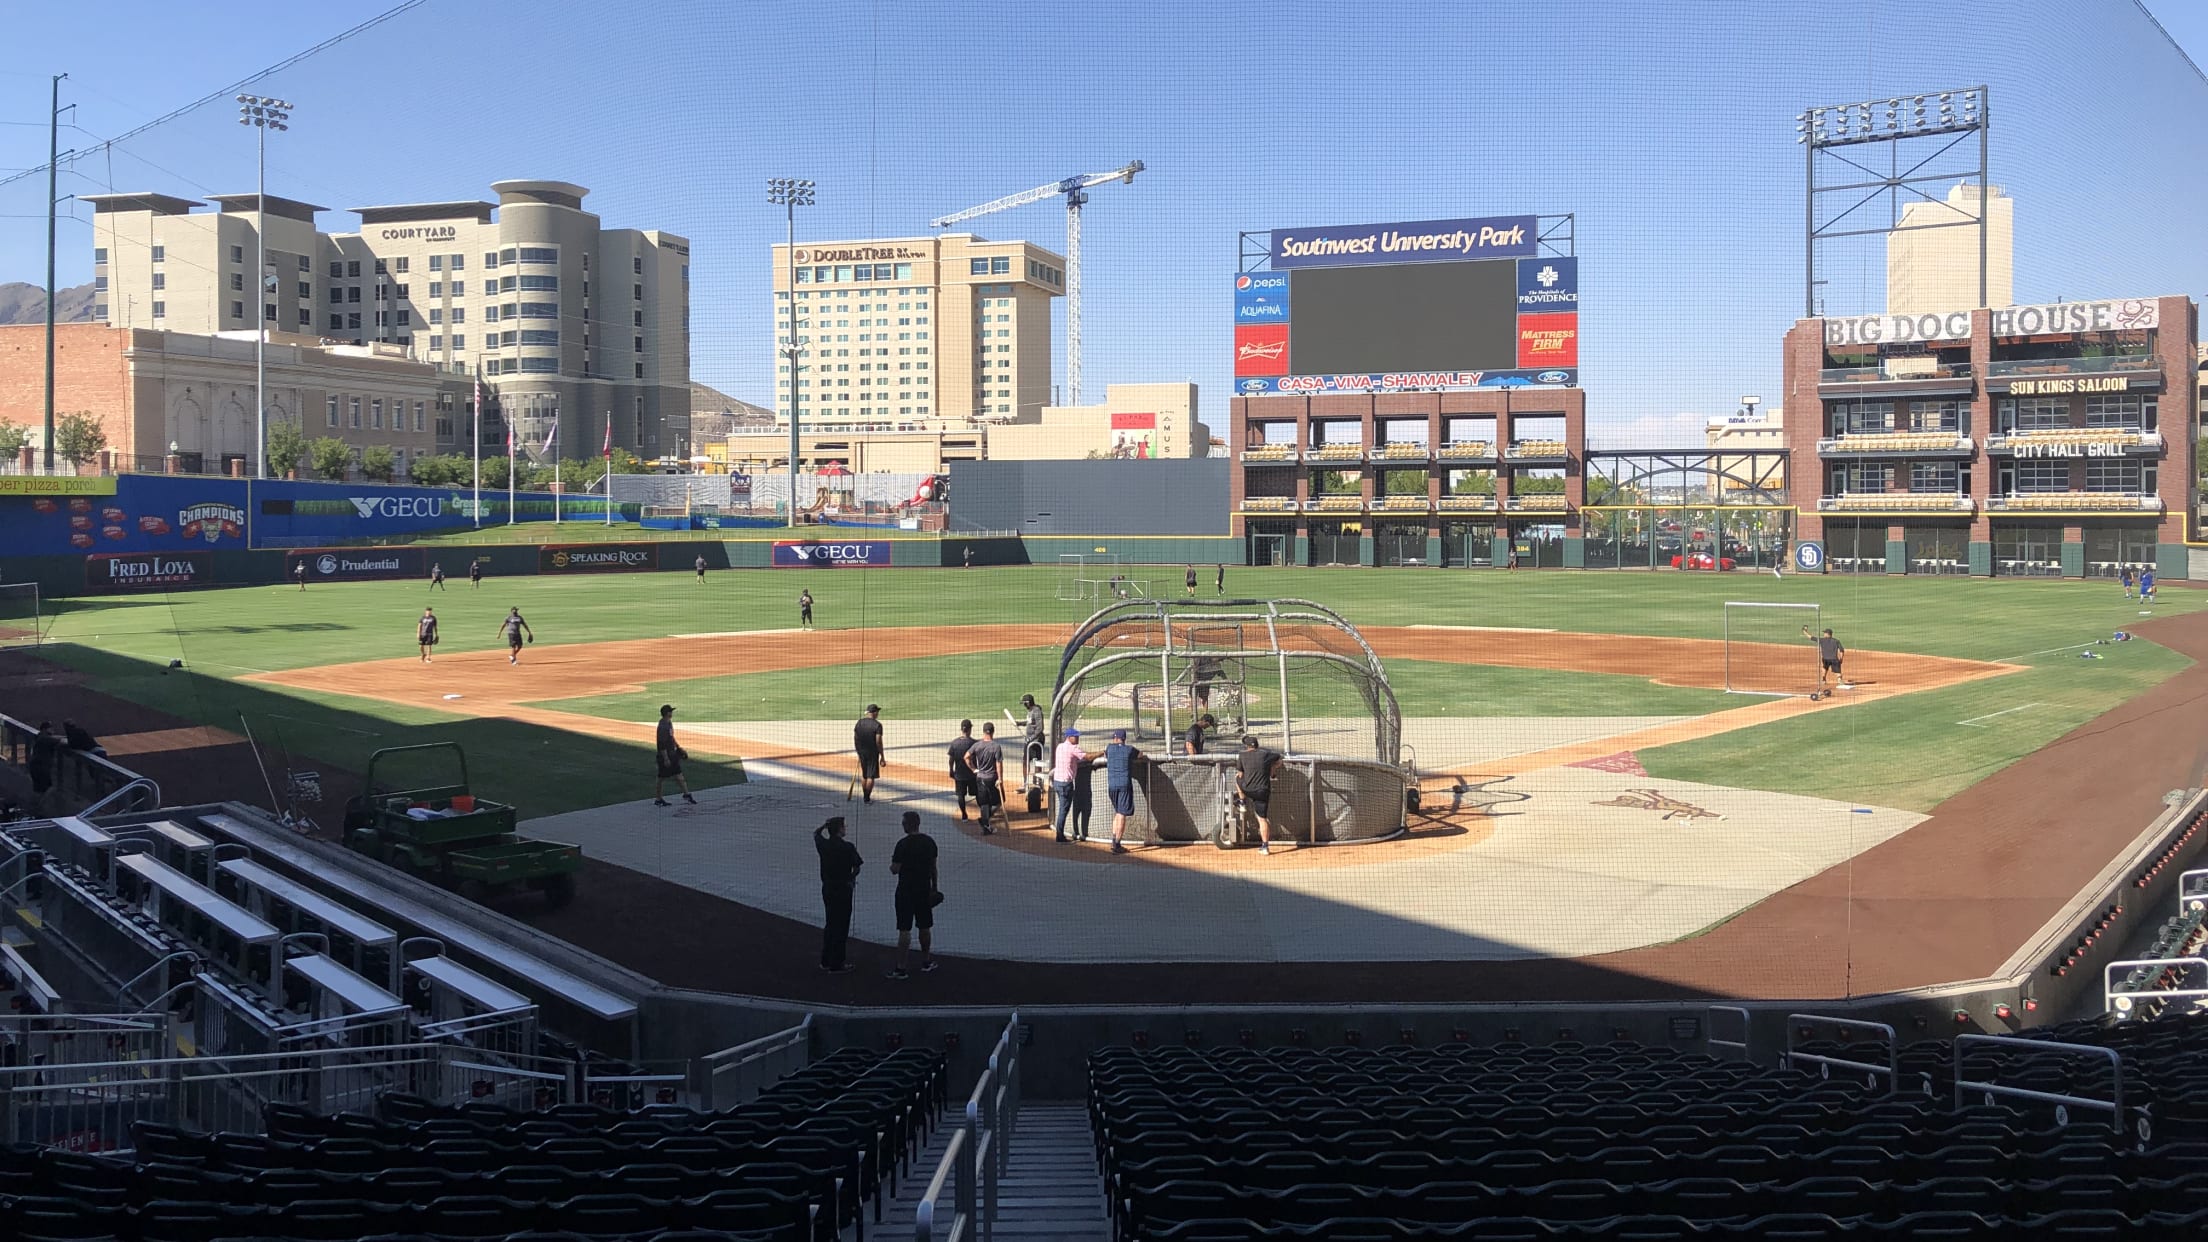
left=767, top=177, right=814, bottom=524
left=238, top=94, right=291, bottom=478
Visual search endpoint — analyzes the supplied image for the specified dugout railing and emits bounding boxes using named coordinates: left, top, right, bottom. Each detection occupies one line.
left=0, top=713, right=160, bottom=818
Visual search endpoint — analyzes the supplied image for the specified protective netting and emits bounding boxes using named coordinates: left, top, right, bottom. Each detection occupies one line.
left=1724, top=602, right=1824, bottom=696
left=0, top=584, right=42, bottom=648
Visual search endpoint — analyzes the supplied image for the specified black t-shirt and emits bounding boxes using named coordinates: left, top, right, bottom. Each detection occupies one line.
left=1818, top=636, right=1843, bottom=662
left=1238, top=748, right=1279, bottom=797
left=891, top=832, right=938, bottom=891
left=815, top=832, right=861, bottom=887
left=948, top=735, right=975, bottom=775
left=656, top=717, right=677, bottom=756
left=854, top=716, right=884, bottom=756
left=1183, top=723, right=1206, bottom=756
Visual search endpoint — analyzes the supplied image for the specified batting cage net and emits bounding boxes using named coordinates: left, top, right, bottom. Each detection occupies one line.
left=0, top=584, right=42, bottom=648
left=1052, top=599, right=1409, bottom=846
left=1723, top=601, right=1822, bottom=696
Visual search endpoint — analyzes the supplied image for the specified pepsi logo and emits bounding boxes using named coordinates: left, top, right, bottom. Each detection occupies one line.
left=1236, top=276, right=1251, bottom=290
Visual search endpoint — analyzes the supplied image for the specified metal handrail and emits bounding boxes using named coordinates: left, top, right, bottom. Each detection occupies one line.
left=916, top=1012, right=1022, bottom=1242
left=2105, top=957, right=2208, bottom=1020
left=82, top=777, right=162, bottom=818
left=1953, top=1034, right=2125, bottom=1132
left=1785, top=1014, right=1897, bottom=1096
left=700, top=1014, right=814, bottom=1109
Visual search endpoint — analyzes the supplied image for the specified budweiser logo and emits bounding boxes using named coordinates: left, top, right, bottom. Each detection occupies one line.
left=1237, top=340, right=1285, bottom=361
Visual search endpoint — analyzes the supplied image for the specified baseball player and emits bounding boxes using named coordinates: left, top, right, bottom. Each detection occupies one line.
left=1807, top=626, right=1846, bottom=694
left=416, top=608, right=439, bottom=663
left=294, top=561, right=308, bottom=591
left=799, top=588, right=815, bottom=631
left=499, top=607, right=534, bottom=665
left=430, top=562, right=447, bottom=591
left=468, top=559, right=483, bottom=589
left=695, top=555, right=708, bottom=584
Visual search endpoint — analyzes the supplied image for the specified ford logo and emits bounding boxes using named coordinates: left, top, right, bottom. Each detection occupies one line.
left=1239, top=379, right=1270, bottom=393
left=1533, top=370, right=1570, bottom=384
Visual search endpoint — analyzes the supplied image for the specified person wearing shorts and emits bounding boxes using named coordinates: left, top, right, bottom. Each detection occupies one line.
left=1104, top=729, right=1144, bottom=854
left=965, top=722, right=1004, bottom=835
left=1815, top=628, right=1846, bottom=692
left=799, top=589, right=814, bottom=630
left=468, top=560, right=483, bottom=589
left=1185, top=564, right=1198, bottom=597
left=653, top=704, right=697, bottom=807
left=887, top=810, right=939, bottom=978
left=499, top=607, right=533, bottom=665
left=2141, top=567, right=2157, bottom=603
left=947, top=719, right=978, bottom=821
left=1236, top=734, right=1282, bottom=855
left=417, top=608, right=439, bottom=663
left=853, top=704, right=884, bottom=804
left=694, top=555, right=707, bottom=584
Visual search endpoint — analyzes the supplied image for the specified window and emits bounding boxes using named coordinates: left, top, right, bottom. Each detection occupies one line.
left=371, top=400, right=383, bottom=430
left=449, top=282, right=464, bottom=297
left=151, top=301, right=165, bottom=319
left=2014, top=460, right=2071, bottom=492
left=519, top=302, right=556, bottom=318
left=484, top=281, right=497, bottom=296
left=450, top=308, right=464, bottom=324
left=429, top=309, right=443, bottom=324
left=484, top=252, right=498, bottom=268
left=427, top=282, right=441, bottom=299
left=990, top=257, right=1010, bottom=274
left=520, top=330, right=558, bottom=346
left=347, top=312, right=361, bottom=330
left=634, top=362, right=644, bottom=378
left=297, top=281, right=311, bottom=299
left=1827, top=399, right=1893, bottom=435
left=429, top=335, right=444, bottom=351
left=448, top=254, right=464, bottom=270
left=518, top=247, right=556, bottom=263
left=328, top=314, right=343, bottom=330
left=521, top=357, right=559, bottom=373
left=2002, top=396, right=2069, bottom=432
left=347, top=261, right=362, bottom=278
left=394, top=257, right=409, bottom=273
left=632, top=310, right=643, bottom=327
left=1909, top=461, right=1959, bottom=492
left=230, top=245, right=244, bottom=263
left=634, top=335, right=644, bottom=353
left=451, top=334, right=465, bottom=350
left=896, top=262, right=912, bottom=280
left=500, top=248, right=516, bottom=264
left=485, top=306, right=499, bottom=323
left=500, top=331, right=517, bottom=347
left=94, top=247, right=108, bottom=263
left=394, top=284, right=409, bottom=299
left=298, top=255, right=310, bottom=272
left=376, top=283, right=390, bottom=300
left=231, top=300, right=244, bottom=320
left=347, top=287, right=361, bottom=303
left=635, top=395, right=645, bottom=446
left=632, top=256, right=643, bottom=274
left=2086, top=460, right=2149, bottom=493
left=375, top=311, right=389, bottom=327
left=330, top=261, right=344, bottom=278
left=633, top=283, right=643, bottom=300
left=349, top=397, right=362, bottom=429
left=375, top=260, right=388, bottom=275
left=327, top=396, right=340, bottom=428
left=229, top=273, right=244, bottom=292
left=429, top=255, right=443, bottom=271
left=297, top=308, right=310, bottom=327
left=2086, top=394, right=2156, bottom=430
left=149, top=273, right=164, bottom=291
left=415, top=401, right=426, bottom=432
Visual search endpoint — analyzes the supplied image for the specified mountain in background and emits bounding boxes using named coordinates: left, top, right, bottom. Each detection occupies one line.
left=0, top=282, right=96, bottom=326
left=689, top=380, right=773, bottom=444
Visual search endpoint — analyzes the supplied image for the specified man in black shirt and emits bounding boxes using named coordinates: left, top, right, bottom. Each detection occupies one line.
left=1812, top=627, right=1846, bottom=695
left=814, top=817, right=862, bottom=972
left=1236, top=734, right=1283, bottom=855
left=947, top=719, right=978, bottom=821
left=26, top=721, right=59, bottom=800
left=887, top=810, right=940, bottom=979
left=853, top=705, right=885, bottom=804
left=652, top=704, right=697, bottom=807
left=1183, top=713, right=1216, bottom=757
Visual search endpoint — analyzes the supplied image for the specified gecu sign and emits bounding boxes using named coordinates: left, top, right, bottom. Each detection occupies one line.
left=349, top=496, right=445, bottom=519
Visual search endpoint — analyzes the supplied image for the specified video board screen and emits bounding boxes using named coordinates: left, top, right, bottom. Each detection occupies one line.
left=1286, top=260, right=1519, bottom=376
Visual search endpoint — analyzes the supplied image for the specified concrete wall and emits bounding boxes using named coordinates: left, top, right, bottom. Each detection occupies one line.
left=948, top=459, right=1229, bottom=535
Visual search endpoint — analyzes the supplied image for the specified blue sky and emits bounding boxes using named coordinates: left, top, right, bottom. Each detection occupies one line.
left=2, top=0, right=2202, bottom=444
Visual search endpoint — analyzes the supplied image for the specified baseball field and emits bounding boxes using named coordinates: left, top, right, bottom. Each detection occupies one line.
left=25, top=564, right=2191, bottom=819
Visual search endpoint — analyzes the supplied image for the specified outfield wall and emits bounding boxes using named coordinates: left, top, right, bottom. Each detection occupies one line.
left=948, top=459, right=1230, bottom=535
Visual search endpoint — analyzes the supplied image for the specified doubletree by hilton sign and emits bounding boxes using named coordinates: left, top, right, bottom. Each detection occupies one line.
left=792, top=245, right=925, bottom=264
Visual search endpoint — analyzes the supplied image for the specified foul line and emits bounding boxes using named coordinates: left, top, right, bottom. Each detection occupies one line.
left=1957, top=703, right=2045, bottom=728
left=1988, top=642, right=2098, bottom=663
left=1406, top=625, right=1558, bottom=633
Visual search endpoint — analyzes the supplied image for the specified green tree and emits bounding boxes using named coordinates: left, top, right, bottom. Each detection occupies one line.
left=407, top=453, right=472, bottom=488
left=1313, top=469, right=1359, bottom=496
left=0, top=420, right=28, bottom=460
left=1450, top=470, right=1496, bottom=496
left=476, top=454, right=516, bottom=491
left=1380, top=468, right=1425, bottom=497
left=307, top=437, right=355, bottom=481
left=54, top=412, right=107, bottom=468
left=264, top=418, right=308, bottom=478
left=608, top=446, right=652, bottom=474
left=358, top=444, right=398, bottom=483
left=1515, top=475, right=1566, bottom=495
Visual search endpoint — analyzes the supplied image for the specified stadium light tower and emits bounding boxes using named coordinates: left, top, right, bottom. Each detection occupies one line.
left=1795, top=86, right=1987, bottom=318
left=768, top=177, right=815, bottom=522
left=239, top=94, right=292, bottom=479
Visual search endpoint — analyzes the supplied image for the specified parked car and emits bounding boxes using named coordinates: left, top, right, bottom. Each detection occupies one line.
left=1671, top=551, right=1736, bottom=571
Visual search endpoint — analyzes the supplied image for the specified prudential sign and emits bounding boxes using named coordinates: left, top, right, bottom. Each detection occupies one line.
left=1270, top=215, right=1538, bottom=268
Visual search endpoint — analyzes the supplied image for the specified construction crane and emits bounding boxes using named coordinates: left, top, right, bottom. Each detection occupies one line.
left=929, top=160, right=1144, bottom=408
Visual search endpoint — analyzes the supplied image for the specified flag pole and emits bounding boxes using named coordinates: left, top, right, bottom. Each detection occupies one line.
left=471, top=374, right=482, bottom=529
left=506, top=401, right=515, bottom=526
left=550, top=422, right=561, bottom=525
left=603, top=410, right=613, bottom=528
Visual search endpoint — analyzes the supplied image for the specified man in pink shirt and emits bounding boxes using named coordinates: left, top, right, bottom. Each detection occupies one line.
left=1050, top=728, right=1090, bottom=844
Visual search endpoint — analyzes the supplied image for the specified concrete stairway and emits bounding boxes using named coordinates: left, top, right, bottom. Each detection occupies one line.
left=883, top=1102, right=1108, bottom=1240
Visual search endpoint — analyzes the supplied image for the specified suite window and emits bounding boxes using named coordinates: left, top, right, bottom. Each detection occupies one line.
left=2013, top=460, right=2070, bottom=493
left=2002, top=396, right=2069, bottom=432
left=2085, top=394, right=2156, bottom=430
left=2086, top=460, right=2150, bottom=493
left=1909, top=461, right=1959, bottom=492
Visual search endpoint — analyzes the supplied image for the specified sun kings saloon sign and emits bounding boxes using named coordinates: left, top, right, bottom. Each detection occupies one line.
left=1824, top=299, right=2161, bottom=347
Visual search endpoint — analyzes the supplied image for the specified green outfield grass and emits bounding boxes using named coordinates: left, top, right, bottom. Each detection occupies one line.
left=536, top=649, right=1739, bottom=725
left=33, top=565, right=2198, bottom=816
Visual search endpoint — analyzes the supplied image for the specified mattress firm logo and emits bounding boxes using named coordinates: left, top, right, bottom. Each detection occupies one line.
left=377, top=226, right=459, bottom=242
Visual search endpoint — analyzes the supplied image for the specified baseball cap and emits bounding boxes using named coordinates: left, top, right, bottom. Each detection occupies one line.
left=660, top=704, right=675, bottom=714
left=1065, top=727, right=1081, bottom=737
left=866, top=704, right=880, bottom=713
left=1243, top=734, right=1260, bottom=747
left=1112, top=728, right=1128, bottom=740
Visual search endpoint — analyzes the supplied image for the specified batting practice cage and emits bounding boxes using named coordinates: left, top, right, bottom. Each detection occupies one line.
left=1050, top=599, right=1412, bottom=847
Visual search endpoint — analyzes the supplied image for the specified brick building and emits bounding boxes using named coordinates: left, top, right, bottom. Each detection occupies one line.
left=0, top=323, right=462, bottom=477
left=1784, top=295, right=2198, bottom=577
left=1229, top=390, right=1586, bottom=568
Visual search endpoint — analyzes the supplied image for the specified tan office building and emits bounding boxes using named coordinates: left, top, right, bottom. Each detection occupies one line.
left=988, top=383, right=1208, bottom=461
left=769, top=233, right=1064, bottom=427
left=1886, top=183, right=2014, bottom=315
left=85, top=180, right=691, bottom=462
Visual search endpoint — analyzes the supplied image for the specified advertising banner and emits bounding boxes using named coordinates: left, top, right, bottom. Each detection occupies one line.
left=0, top=477, right=118, bottom=497
left=284, top=547, right=427, bottom=582
left=1822, top=298, right=2159, bottom=348
left=1, top=476, right=248, bottom=556
left=1234, top=324, right=1290, bottom=376
left=1516, top=313, right=1580, bottom=368
left=1106, top=412, right=1158, bottom=460
left=1269, top=215, right=1538, bottom=268
left=1233, top=272, right=1291, bottom=322
left=1516, top=257, right=1578, bottom=312
left=772, top=540, right=892, bottom=568
left=1235, top=368, right=1575, bottom=396
left=539, top=544, right=658, bottom=573
left=84, top=550, right=213, bottom=592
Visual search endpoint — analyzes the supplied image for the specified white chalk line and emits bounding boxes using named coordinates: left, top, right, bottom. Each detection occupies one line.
left=1989, top=642, right=2098, bottom=663
left=1406, top=625, right=1559, bottom=633
left=1957, top=703, right=2045, bottom=728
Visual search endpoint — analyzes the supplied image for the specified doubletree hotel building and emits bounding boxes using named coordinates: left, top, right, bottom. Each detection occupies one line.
left=1784, top=295, right=2198, bottom=578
